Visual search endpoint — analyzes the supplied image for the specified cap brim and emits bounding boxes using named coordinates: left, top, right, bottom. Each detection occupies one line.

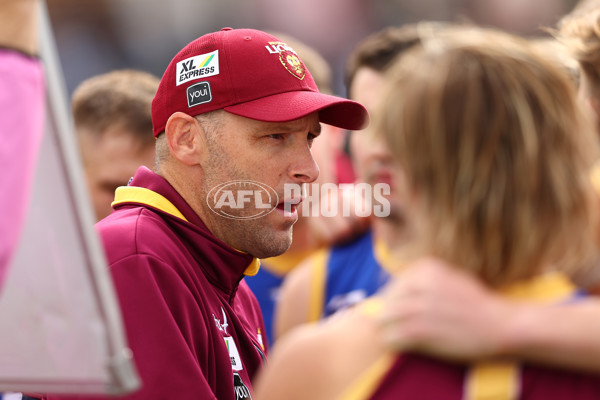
left=224, top=90, right=369, bottom=131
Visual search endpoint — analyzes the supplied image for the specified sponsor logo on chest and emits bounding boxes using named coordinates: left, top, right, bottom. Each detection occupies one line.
left=233, top=372, right=253, bottom=399
left=214, top=307, right=244, bottom=371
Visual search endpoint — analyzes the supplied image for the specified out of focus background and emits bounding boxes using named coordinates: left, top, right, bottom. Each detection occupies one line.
left=47, top=0, right=579, bottom=97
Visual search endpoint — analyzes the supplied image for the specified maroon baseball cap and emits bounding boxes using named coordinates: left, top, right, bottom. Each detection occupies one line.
left=151, top=28, right=369, bottom=137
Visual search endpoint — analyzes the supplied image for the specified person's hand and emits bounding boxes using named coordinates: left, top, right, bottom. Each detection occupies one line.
left=377, top=257, right=515, bottom=361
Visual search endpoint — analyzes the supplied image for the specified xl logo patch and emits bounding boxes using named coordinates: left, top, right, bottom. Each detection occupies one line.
left=233, top=372, right=253, bottom=400
left=224, top=336, right=243, bottom=371
left=187, top=82, right=212, bottom=107
left=176, top=50, right=219, bottom=86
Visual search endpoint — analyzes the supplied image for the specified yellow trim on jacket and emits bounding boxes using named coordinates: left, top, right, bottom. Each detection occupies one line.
left=112, top=186, right=188, bottom=222
left=111, top=185, right=260, bottom=276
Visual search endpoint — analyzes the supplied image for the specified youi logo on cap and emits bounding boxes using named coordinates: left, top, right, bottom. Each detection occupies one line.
left=186, top=82, right=212, bottom=107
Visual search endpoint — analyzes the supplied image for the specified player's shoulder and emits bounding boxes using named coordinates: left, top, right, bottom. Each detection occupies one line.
left=257, top=307, right=381, bottom=400
left=255, top=318, right=340, bottom=400
left=96, top=207, right=177, bottom=264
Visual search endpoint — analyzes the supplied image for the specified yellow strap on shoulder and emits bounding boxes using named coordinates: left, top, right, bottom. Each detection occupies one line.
left=465, top=361, right=520, bottom=400
left=358, top=297, right=385, bottom=317
left=112, top=186, right=188, bottom=222
left=307, top=249, right=330, bottom=323
left=260, top=248, right=315, bottom=276
left=374, top=238, right=396, bottom=274
left=338, top=353, right=396, bottom=400
left=465, top=273, right=576, bottom=400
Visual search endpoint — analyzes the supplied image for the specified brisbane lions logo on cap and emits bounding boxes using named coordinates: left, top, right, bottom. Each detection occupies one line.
left=280, top=50, right=305, bottom=80
left=265, top=41, right=306, bottom=80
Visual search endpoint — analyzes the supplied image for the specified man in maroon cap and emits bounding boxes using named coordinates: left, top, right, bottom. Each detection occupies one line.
left=44, top=28, right=368, bottom=400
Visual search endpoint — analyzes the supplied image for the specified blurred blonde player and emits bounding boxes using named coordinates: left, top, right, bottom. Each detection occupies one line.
left=255, top=26, right=600, bottom=399
left=559, top=0, right=600, bottom=136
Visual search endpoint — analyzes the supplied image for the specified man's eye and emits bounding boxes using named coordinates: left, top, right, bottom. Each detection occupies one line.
left=267, top=134, right=284, bottom=140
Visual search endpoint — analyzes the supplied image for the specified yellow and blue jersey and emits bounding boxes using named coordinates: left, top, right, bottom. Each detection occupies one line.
left=307, top=229, right=391, bottom=322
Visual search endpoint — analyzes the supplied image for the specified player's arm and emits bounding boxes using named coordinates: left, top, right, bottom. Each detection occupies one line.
left=378, top=257, right=600, bottom=372
left=499, top=297, right=600, bottom=372
left=0, top=0, right=44, bottom=281
left=257, top=306, right=374, bottom=400
left=0, top=0, right=39, bottom=55
left=273, top=250, right=327, bottom=341
left=254, top=324, right=331, bottom=400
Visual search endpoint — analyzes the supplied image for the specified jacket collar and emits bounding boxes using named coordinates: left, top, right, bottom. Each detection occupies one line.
left=111, top=166, right=260, bottom=293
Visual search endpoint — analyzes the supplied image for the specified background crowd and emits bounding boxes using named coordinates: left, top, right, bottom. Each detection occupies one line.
left=47, top=0, right=578, bottom=96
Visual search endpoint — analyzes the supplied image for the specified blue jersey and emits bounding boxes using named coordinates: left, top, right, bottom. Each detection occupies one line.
left=245, top=267, right=282, bottom=348
left=309, top=229, right=390, bottom=320
left=246, top=250, right=313, bottom=347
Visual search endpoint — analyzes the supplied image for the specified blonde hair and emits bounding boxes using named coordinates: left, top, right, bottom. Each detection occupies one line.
left=557, top=0, right=600, bottom=96
left=529, top=37, right=580, bottom=87
left=377, top=27, right=599, bottom=287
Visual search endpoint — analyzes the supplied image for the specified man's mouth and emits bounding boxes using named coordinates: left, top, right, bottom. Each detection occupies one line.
left=275, top=197, right=303, bottom=218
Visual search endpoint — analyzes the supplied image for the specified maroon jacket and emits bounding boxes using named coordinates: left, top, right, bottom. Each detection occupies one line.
left=46, top=167, right=267, bottom=400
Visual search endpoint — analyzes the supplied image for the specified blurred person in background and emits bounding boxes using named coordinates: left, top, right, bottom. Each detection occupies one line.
left=0, top=0, right=44, bottom=398
left=460, top=0, right=569, bottom=35
left=72, top=69, right=159, bottom=221
left=556, top=0, right=600, bottom=292
left=288, top=5, right=600, bottom=378
left=0, top=0, right=45, bottom=286
left=255, top=26, right=600, bottom=400
left=529, top=36, right=580, bottom=86
left=274, top=24, right=428, bottom=341
left=361, top=3, right=600, bottom=374
left=364, top=14, right=600, bottom=374
left=559, top=0, right=600, bottom=139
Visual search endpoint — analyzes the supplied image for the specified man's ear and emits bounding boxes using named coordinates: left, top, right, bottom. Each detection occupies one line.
left=165, top=112, right=203, bottom=165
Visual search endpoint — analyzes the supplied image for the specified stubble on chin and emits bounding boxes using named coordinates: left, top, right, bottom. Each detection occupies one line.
left=206, top=214, right=293, bottom=259
left=239, top=219, right=294, bottom=259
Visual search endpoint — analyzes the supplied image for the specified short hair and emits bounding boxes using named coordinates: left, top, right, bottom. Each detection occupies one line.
left=154, top=109, right=225, bottom=170
left=377, top=27, right=600, bottom=287
left=72, top=69, right=159, bottom=146
left=344, top=23, right=448, bottom=96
